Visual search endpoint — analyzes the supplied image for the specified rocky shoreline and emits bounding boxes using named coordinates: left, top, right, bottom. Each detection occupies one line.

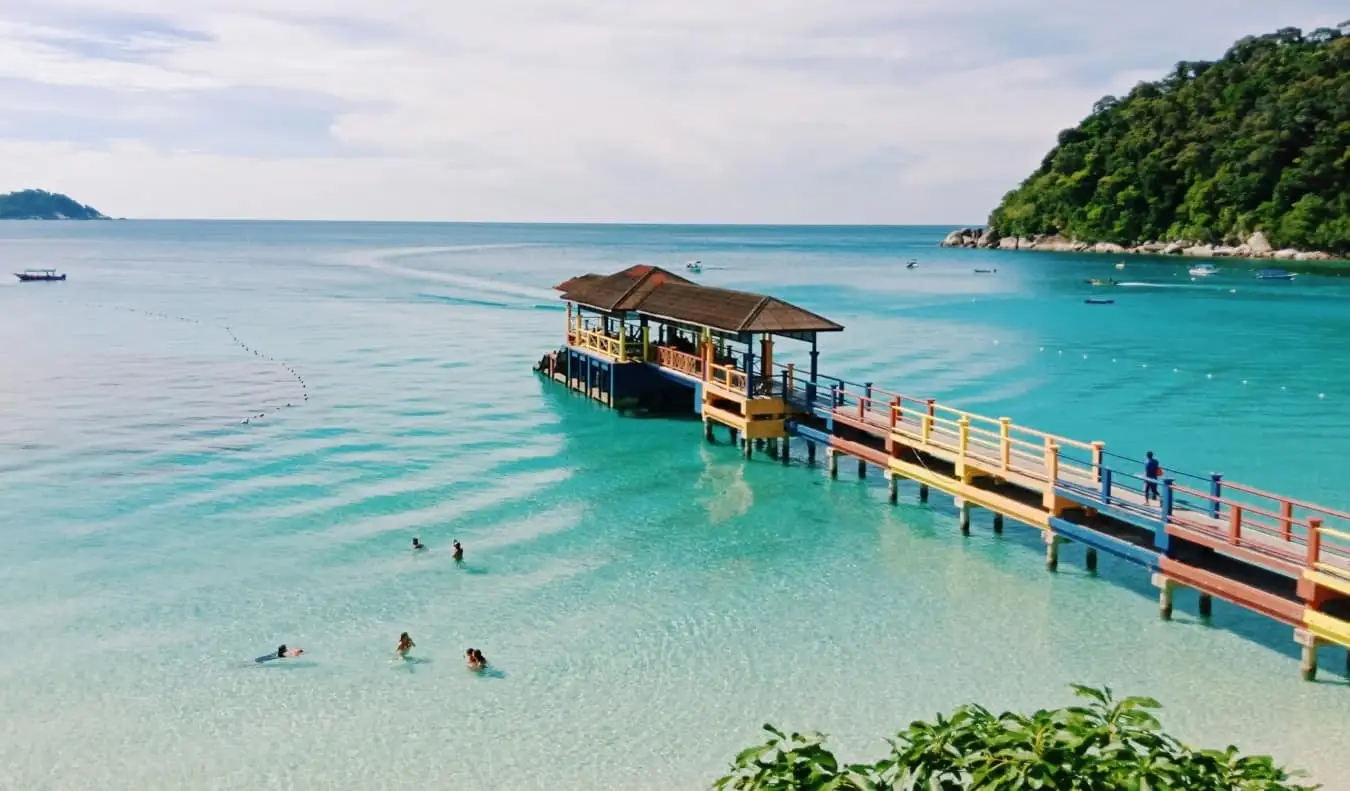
left=940, top=228, right=1342, bottom=262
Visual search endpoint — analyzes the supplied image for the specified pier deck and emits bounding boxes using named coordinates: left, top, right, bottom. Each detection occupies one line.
left=538, top=265, right=1350, bottom=680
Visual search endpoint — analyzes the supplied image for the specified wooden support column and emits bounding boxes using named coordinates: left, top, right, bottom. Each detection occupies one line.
left=1085, top=547, right=1098, bottom=573
left=918, top=484, right=929, bottom=502
left=704, top=419, right=714, bottom=443
left=1296, top=629, right=1319, bottom=681
left=781, top=436, right=790, bottom=465
left=1045, top=533, right=1061, bottom=572
left=827, top=448, right=838, bottom=478
left=1198, top=593, right=1213, bottom=618
left=807, top=441, right=816, bottom=463
left=857, top=458, right=867, bottom=478
left=992, top=514, right=1004, bottom=534
left=886, top=471, right=898, bottom=503
left=958, top=498, right=971, bottom=535
left=1153, top=573, right=1174, bottom=620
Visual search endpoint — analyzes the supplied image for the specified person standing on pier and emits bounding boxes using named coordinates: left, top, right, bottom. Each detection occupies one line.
left=1144, top=452, right=1162, bottom=503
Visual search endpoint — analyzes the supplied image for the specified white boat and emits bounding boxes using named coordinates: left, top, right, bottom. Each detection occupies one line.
left=1188, top=263, right=1219, bottom=277
left=685, top=260, right=702, bottom=273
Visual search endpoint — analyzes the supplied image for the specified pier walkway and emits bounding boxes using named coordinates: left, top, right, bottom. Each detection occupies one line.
left=537, top=265, right=1350, bottom=680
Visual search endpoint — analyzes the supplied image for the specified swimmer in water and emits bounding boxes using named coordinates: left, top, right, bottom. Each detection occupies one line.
left=396, top=632, right=415, bottom=659
left=464, top=642, right=486, bottom=669
left=412, top=537, right=425, bottom=551
left=452, top=540, right=464, bottom=561
left=255, top=644, right=303, bottom=663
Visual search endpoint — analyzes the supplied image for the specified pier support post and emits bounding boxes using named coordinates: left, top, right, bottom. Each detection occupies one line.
left=886, top=471, right=898, bottom=504
left=743, top=438, right=753, bottom=460
left=857, top=459, right=867, bottom=479
left=918, top=484, right=929, bottom=503
left=827, top=449, right=838, bottom=478
left=780, top=437, right=790, bottom=465
left=992, top=514, right=1004, bottom=534
left=729, top=428, right=739, bottom=447
left=957, top=498, right=971, bottom=535
left=1198, top=593, right=1213, bottom=618
left=807, top=441, right=816, bottom=464
left=704, top=420, right=714, bottom=443
left=1085, top=547, right=1098, bottom=573
left=768, top=439, right=779, bottom=459
left=1296, top=629, right=1319, bottom=682
left=1045, top=533, right=1060, bottom=572
left=1153, top=574, right=1174, bottom=620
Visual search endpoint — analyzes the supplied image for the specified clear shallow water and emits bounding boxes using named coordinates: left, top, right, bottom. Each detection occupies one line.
left=2, top=222, right=1349, bottom=790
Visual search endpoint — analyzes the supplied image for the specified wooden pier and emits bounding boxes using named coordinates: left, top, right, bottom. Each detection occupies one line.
left=536, top=265, right=1350, bottom=680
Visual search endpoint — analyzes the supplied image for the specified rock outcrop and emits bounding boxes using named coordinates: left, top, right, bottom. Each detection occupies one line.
left=938, top=229, right=1342, bottom=262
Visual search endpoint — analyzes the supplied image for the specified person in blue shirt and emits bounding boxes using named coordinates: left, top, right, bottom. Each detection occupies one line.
left=1144, top=452, right=1162, bottom=503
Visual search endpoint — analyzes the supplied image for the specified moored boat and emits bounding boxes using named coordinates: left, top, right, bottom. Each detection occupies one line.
left=1188, top=263, right=1219, bottom=277
left=1084, top=298, right=1115, bottom=305
left=685, top=260, right=702, bottom=273
left=1255, top=268, right=1295, bottom=280
left=14, top=268, right=66, bottom=282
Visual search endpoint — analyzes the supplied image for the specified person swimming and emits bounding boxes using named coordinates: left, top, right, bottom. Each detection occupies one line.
left=452, top=540, right=464, bottom=561
left=466, top=647, right=485, bottom=671
left=255, top=644, right=303, bottom=663
left=412, top=537, right=425, bottom=551
left=396, top=632, right=415, bottom=659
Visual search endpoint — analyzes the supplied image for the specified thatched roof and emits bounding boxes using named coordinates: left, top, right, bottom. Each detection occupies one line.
left=556, top=265, right=843, bottom=334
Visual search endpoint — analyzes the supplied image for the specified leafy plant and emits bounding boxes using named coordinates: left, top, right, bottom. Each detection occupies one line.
left=713, top=685, right=1315, bottom=790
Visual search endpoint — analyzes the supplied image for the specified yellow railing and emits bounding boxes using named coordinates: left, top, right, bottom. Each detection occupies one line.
left=570, top=327, right=646, bottom=361
left=656, top=345, right=704, bottom=378
left=709, top=362, right=747, bottom=393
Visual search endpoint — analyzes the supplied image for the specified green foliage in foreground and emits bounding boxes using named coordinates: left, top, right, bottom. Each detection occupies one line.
left=990, top=24, right=1350, bottom=253
left=714, top=685, right=1314, bottom=790
left=0, top=189, right=107, bottom=220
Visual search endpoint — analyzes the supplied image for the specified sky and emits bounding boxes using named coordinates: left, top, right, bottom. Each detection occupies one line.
left=0, top=1, right=1345, bottom=223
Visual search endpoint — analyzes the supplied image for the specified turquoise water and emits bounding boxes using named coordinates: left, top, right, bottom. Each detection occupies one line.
left=2, top=222, right=1349, bottom=790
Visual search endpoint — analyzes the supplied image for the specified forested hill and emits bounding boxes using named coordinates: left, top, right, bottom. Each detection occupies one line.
left=989, top=24, right=1350, bottom=255
left=0, top=189, right=108, bottom=220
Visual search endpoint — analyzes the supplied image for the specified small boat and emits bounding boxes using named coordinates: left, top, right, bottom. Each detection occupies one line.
left=14, top=268, right=66, bottom=282
left=1084, top=278, right=1118, bottom=287
left=1188, top=263, right=1219, bottom=277
left=1115, top=262, right=1126, bottom=270
left=1084, top=298, right=1115, bottom=305
left=905, top=259, right=918, bottom=269
left=1255, top=268, right=1295, bottom=281
left=973, top=268, right=997, bottom=274
left=685, top=260, right=702, bottom=273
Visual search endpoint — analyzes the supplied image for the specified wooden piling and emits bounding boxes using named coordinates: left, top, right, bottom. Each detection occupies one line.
left=886, top=471, right=898, bottom=503
left=704, top=420, right=714, bottom=443
left=780, top=437, right=790, bottom=465
left=1296, top=630, right=1319, bottom=681
left=992, top=514, right=1004, bottom=534
left=1154, top=573, right=1174, bottom=620
left=1198, top=593, right=1213, bottom=618
left=1045, top=533, right=1060, bottom=571
left=918, top=484, right=929, bottom=502
left=806, top=441, right=816, bottom=463
left=958, top=498, right=970, bottom=535
left=1085, top=547, right=1098, bottom=573
left=827, top=449, right=838, bottom=478
left=857, top=459, right=867, bottom=478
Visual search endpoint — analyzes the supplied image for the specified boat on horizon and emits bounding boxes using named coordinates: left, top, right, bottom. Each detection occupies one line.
left=1084, top=298, right=1115, bottom=305
left=1255, top=268, right=1295, bottom=280
left=906, top=259, right=918, bottom=269
left=685, top=260, right=702, bottom=274
left=1085, top=278, right=1118, bottom=287
left=14, top=268, right=66, bottom=282
left=973, top=268, right=997, bottom=274
left=1188, top=263, right=1220, bottom=277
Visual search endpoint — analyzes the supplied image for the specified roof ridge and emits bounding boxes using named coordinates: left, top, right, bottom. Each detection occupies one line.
left=739, top=296, right=772, bottom=332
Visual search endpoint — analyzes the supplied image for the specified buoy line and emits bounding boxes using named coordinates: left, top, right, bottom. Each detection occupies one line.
left=70, top=301, right=310, bottom=425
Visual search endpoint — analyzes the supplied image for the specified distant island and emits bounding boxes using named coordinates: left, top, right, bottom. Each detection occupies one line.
left=944, top=24, right=1350, bottom=261
left=0, top=189, right=109, bottom=220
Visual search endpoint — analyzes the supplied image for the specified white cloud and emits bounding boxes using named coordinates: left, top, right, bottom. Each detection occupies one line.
left=0, top=0, right=1344, bottom=221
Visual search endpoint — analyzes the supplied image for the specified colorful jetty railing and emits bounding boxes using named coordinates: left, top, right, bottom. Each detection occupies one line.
left=549, top=327, right=1350, bottom=678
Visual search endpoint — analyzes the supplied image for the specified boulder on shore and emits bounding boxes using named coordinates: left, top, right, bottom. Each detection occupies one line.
left=1247, top=231, right=1273, bottom=254
left=1273, top=249, right=1299, bottom=260
left=1162, top=241, right=1191, bottom=255
left=1182, top=244, right=1215, bottom=257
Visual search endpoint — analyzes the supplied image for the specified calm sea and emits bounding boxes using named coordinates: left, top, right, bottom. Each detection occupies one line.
left=2, top=221, right=1348, bottom=790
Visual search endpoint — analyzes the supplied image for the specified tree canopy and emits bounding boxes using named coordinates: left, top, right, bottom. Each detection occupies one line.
left=0, top=189, right=107, bottom=220
left=989, top=24, right=1350, bottom=254
left=714, top=685, right=1313, bottom=790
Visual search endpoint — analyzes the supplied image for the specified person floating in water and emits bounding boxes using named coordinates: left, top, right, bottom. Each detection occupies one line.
left=465, top=647, right=486, bottom=671
left=1143, top=451, right=1162, bottom=503
left=255, top=644, right=303, bottom=663
left=396, top=632, right=415, bottom=659
left=412, top=537, right=425, bottom=551
left=452, top=540, right=464, bottom=561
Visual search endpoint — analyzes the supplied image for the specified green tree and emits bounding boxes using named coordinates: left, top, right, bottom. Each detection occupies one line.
left=988, top=26, right=1350, bottom=254
left=714, top=686, right=1314, bottom=790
